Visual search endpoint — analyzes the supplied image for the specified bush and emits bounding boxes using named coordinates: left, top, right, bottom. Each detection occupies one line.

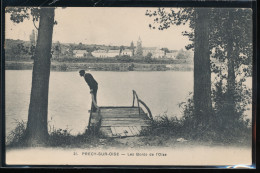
left=141, top=114, right=182, bottom=137
left=141, top=86, right=251, bottom=145
left=115, top=55, right=133, bottom=62
left=128, top=63, right=134, bottom=71
left=6, top=120, right=27, bottom=147
left=179, top=86, right=252, bottom=143
left=6, top=119, right=106, bottom=148
left=5, top=54, right=32, bottom=61
left=144, top=52, right=153, bottom=63
left=59, top=63, right=68, bottom=71
left=48, top=127, right=74, bottom=147
left=210, top=78, right=252, bottom=142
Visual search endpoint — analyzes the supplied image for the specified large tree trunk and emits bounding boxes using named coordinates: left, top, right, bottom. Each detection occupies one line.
left=24, top=8, right=55, bottom=146
left=226, top=10, right=236, bottom=120
left=226, top=39, right=236, bottom=118
left=193, top=8, right=212, bottom=127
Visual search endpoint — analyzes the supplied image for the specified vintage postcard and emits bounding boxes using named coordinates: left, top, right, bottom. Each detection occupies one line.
left=4, top=6, right=254, bottom=167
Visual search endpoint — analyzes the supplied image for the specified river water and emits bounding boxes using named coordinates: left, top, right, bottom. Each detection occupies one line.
left=5, top=70, right=252, bottom=135
left=5, top=70, right=194, bottom=135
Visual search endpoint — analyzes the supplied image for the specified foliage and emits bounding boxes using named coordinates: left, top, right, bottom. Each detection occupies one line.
left=115, top=55, right=133, bottom=62
left=146, top=8, right=252, bottom=65
left=47, top=127, right=99, bottom=147
left=48, top=127, right=73, bottom=146
left=29, top=29, right=36, bottom=46
left=144, top=52, right=153, bottom=62
left=136, top=37, right=143, bottom=56
left=142, top=90, right=251, bottom=144
left=6, top=7, right=38, bottom=23
left=6, top=120, right=27, bottom=147
left=119, top=45, right=125, bottom=54
left=212, top=76, right=252, bottom=128
left=146, top=7, right=252, bottom=136
left=146, top=8, right=194, bottom=50
left=5, top=39, right=36, bottom=60
left=181, top=84, right=251, bottom=142
left=160, top=48, right=170, bottom=56
left=128, top=63, right=135, bottom=71
left=51, top=41, right=62, bottom=58
left=11, top=43, right=29, bottom=55
left=130, top=41, right=135, bottom=56
left=6, top=7, right=42, bottom=30
left=6, top=7, right=56, bottom=146
left=209, top=9, right=252, bottom=135
left=211, top=9, right=252, bottom=60
left=176, top=49, right=189, bottom=59
left=59, top=63, right=69, bottom=71
left=6, top=121, right=102, bottom=148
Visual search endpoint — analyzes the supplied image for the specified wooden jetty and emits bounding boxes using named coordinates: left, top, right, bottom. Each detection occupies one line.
left=88, top=90, right=153, bottom=137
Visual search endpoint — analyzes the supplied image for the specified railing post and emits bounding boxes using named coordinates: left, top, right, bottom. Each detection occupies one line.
left=132, top=90, right=140, bottom=116
left=132, top=90, right=135, bottom=107
left=138, top=99, right=153, bottom=120
left=133, top=90, right=153, bottom=120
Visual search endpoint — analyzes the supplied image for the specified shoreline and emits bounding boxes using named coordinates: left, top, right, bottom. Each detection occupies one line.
left=5, top=61, right=193, bottom=72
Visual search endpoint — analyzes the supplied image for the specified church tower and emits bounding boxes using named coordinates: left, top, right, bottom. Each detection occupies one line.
left=136, top=36, right=143, bottom=56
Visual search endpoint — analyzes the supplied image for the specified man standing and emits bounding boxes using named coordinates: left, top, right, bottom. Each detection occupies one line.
left=79, top=70, right=98, bottom=112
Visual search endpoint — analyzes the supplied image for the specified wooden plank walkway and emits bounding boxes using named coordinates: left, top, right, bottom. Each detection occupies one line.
left=90, top=107, right=152, bottom=137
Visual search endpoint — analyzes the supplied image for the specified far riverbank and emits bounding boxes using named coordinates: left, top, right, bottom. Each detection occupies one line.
left=5, top=61, right=193, bottom=71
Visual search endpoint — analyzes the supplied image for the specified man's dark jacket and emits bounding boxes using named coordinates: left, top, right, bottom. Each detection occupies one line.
left=84, top=73, right=98, bottom=90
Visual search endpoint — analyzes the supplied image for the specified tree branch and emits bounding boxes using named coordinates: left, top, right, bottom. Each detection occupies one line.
left=33, top=19, right=39, bottom=30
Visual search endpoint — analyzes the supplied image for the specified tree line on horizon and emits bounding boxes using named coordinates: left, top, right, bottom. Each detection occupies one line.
left=5, top=38, right=191, bottom=61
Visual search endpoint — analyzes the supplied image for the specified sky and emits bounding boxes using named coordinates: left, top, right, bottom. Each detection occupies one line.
left=5, top=7, right=192, bottom=50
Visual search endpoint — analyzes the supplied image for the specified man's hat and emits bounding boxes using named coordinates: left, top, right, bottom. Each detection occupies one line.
left=79, top=70, right=85, bottom=74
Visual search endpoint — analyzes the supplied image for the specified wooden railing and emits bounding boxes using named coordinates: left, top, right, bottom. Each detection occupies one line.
left=132, top=90, right=141, bottom=115
left=132, top=90, right=153, bottom=120
left=89, top=90, right=153, bottom=129
left=88, top=93, right=100, bottom=129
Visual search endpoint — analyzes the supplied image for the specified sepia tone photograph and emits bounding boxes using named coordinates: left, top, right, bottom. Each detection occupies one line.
left=4, top=6, right=253, bottom=166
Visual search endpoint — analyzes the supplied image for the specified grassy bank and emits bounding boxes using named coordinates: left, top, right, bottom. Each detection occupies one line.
left=6, top=115, right=251, bottom=149
left=141, top=115, right=252, bottom=147
left=5, top=61, right=193, bottom=71
left=6, top=120, right=103, bottom=148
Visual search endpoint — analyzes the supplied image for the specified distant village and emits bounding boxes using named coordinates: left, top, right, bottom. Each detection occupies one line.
left=5, top=30, right=193, bottom=61
left=72, top=37, right=179, bottom=59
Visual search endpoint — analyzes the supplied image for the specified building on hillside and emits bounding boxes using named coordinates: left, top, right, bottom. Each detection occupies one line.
left=73, top=50, right=88, bottom=57
left=143, top=47, right=156, bottom=56
left=143, top=47, right=165, bottom=58
left=165, top=51, right=178, bottom=59
left=92, top=50, right=107, bottom=58
left=152, top=49, right=165, bottom=58
left=92, top=49, right=120, bottom=58
left=121, top=49, right=132, bottom=56
left=107, top=50, right=120, bottom=57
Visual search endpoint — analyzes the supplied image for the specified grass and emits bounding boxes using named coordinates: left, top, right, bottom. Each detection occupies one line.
left=47, top=125, right=114, bottom=148
left=6, top=120, right=27, bottom=147
left=140, top=114, right=252, bottom=146
left=6, top=121, right=104, bottom=148
left=6, top=114, right=252, bottom=148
